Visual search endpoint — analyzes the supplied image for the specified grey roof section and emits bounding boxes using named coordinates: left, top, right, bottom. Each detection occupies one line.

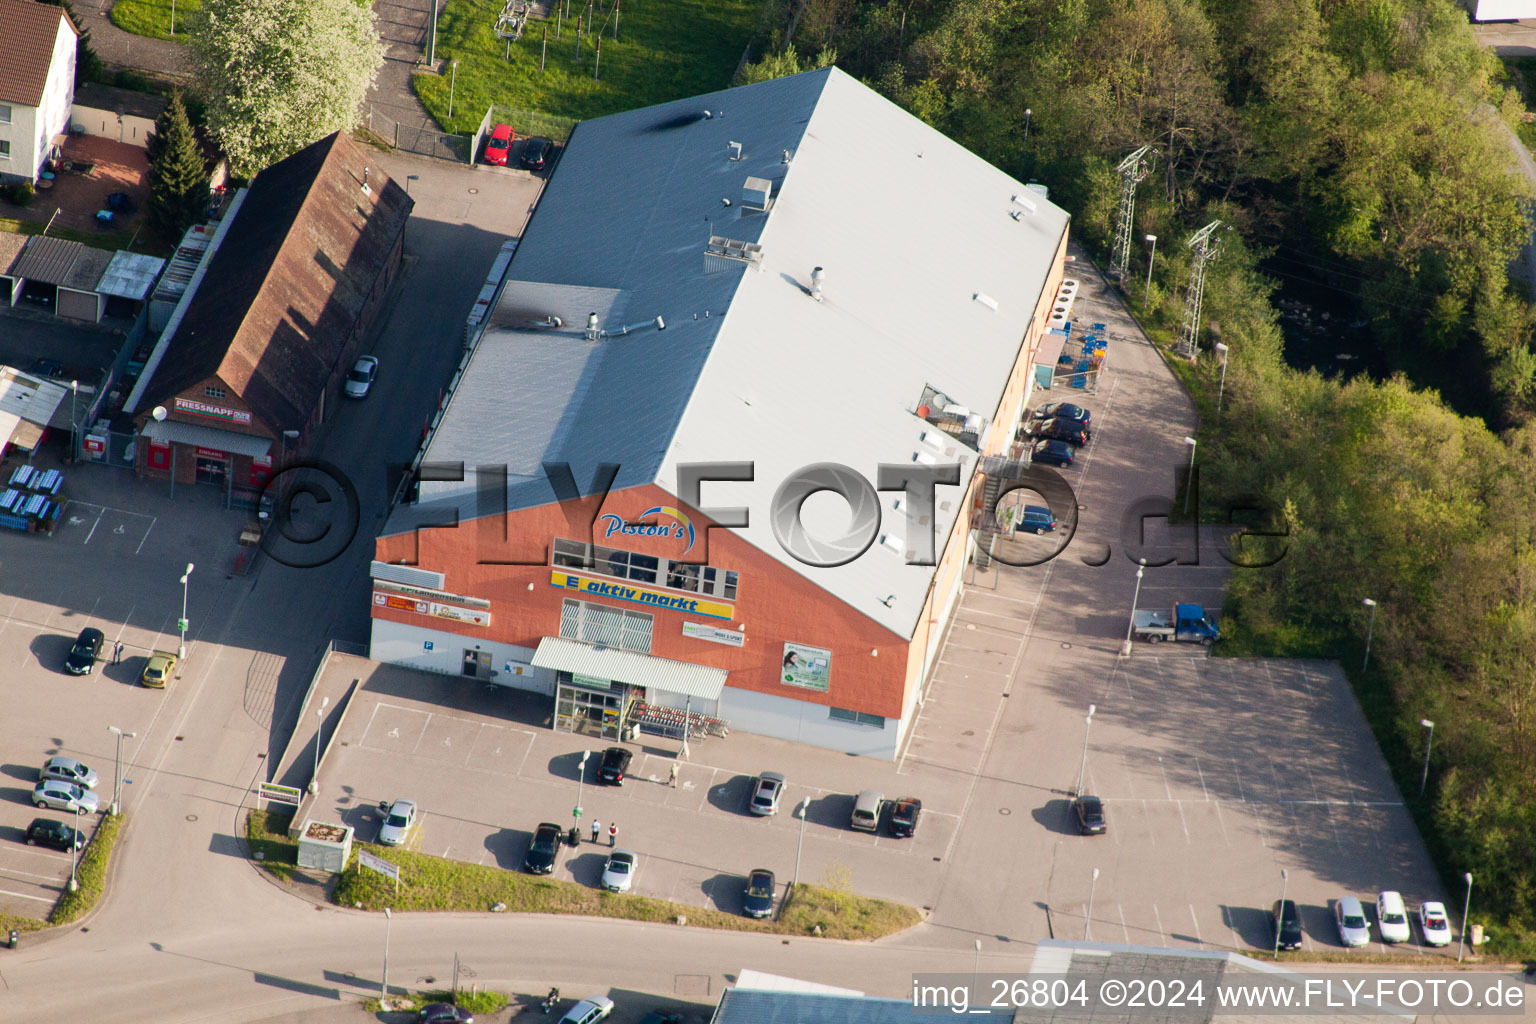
left=60, top=245, right=112, bottom=291
left=71, top=82, right=168, bottom=122
left=96, top=250, right=166, bottom=300
left=395, top=67, right=1069, bottom=637
left=713, top=989, right=1012, bottom=1024
left=11, top=234, right=83, bottom=285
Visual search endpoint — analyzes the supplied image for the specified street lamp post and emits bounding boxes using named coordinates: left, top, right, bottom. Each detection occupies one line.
left=1419, top=719, right=1435, bottom=798
left=1214, top=343, right=1229, bottom=420
left=150, top=406, right=175, bottom=499
left=1122, top=559, right=1146, bottom=657
left=448, top=60, right=459, bottom=119
left=178, top=563, right=194, bottom=658
left=381, top=907, right=392, bottom=1001
left=406, top=174, right=420, bottom=195
left=1086, top=867, right=1100, bottom=940
left=792, top=795, right=811, bottom=889
left=1074, top=704, right=1097, bottom=796
left=972, top=938, right=982, bottom=992
left=68, top=804, right=83, bottom=891
left=572, top=749, right=591, bottom=832
left=1361, top=598, right=1377, bottom=672
left=69, top=380, right=78, bottom=461
left=308, top=697, right=331, bottom=795
left=1023, top=109, right=1032, bottom=148
left=107, top=725, right=135, bottom=816
left=1143, top=235, right=1158, bottom=311
left=1273, top=868, right=1288, bottom=959
left=1182, top=436, right=1198, bottom=517
left=1458, top=872, right=1473, bottom=962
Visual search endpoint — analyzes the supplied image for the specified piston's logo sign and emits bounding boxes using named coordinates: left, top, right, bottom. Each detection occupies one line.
left=599, top=506, right=696, bottom=553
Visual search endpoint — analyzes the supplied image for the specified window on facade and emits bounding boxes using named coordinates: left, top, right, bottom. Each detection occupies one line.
left=552, top=538, right=739, bottom=600
left=0, top=104, right=10, bottom=124
left=204, top=386, right=226, bottom=399
left=560, top=599, right=653, bottom=653
left=829, top=707, right=886, bottom=728
left=0, top=140, right=10, bottom=158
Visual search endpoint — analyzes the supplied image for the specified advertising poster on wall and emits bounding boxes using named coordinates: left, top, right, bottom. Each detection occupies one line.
left=781, top=642, right=831, bottom=692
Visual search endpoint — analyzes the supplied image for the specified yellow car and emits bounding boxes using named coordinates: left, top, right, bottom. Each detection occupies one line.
left=140, top=652, right=178, bottom=688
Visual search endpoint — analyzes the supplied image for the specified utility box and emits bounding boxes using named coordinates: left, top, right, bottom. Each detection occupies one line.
left=296, top=820, right=353, bottom=873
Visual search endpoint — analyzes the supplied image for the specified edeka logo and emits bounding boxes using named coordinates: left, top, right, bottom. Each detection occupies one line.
left=599, top=506, right=696, bottom=553
left=551, top=569, right=735, bottom=620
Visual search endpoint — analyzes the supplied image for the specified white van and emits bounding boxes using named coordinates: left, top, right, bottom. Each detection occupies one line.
left=851, top=789, right=885, bottom=832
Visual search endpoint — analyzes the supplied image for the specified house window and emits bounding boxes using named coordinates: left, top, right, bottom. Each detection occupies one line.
left=552, top=538, right=740, bottom=601
left=204, top=386, right=226, bottom=399
left=829, top=707, right=886, bottom=728
left=560, top=598, right=653, bottom=653
left=0, top=105, right=10, bottom=125
left=0, top=140, right=10, bottom=159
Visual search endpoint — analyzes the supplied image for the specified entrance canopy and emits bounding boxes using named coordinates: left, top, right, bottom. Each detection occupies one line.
left=532, top=636, right=726, bottom=701
left=141, top=417, right=271, bottom=457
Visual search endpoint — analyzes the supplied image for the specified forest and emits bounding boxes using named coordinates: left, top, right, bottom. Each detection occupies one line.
left=744, top=0, right=1536, bottom=945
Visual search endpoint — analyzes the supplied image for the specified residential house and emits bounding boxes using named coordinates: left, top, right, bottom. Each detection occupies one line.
left=0, top=0, right=78, bottom=184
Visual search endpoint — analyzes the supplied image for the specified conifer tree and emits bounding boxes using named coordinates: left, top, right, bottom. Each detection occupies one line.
left=144, top=92, right=211, bottom=243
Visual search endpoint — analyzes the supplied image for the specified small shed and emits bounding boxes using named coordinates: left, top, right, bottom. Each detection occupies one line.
left=96, top=250, right=167, bottom=318
left=0, top=232, right=26, bottom=305
left=295, top=820, right=354, bottom=873
left=70, top=83, right=168, bottom=148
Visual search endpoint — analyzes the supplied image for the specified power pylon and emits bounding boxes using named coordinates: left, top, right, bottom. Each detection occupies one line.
left=1176, top=220, right=1225, bottom=360
left=1108, top=145, right=1154, bottom=281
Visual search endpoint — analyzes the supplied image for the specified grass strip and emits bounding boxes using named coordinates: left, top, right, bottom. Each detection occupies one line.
left=49, top=811, right=125, bottom=925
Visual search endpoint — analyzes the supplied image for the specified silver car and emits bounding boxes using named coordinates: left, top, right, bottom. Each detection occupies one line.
left=377, top=799, right=416, bottom=845
left=559, top=997, right=614, bottom=1024
left=601, top=849, right=637, bottom=892
left=344, top=356, right=378, bottom=398
left=1333, top=896, right=1371, bottom=947
left=33, top=780, right=100, bottom=814
left=40, top=756, right=98, bottom=790
left=749, top=771, right=786, bottom=816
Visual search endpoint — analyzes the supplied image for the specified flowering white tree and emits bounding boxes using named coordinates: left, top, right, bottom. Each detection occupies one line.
left=190, top=0, right=383, bottom=176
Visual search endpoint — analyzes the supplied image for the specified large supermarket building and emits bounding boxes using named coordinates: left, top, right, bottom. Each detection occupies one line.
left=370, top=67, right=1071, bottom=759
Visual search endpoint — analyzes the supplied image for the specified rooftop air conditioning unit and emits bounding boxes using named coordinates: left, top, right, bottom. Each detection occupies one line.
left=742, top=176, right=772, bottom=212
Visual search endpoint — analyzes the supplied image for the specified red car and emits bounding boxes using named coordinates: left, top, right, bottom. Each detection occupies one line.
left=485, top=124, right=515, bottom=165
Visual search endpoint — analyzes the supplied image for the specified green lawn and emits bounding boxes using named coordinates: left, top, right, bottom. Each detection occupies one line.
left=417, top=0, right=766, bottom=133
left=108, top=0, right=198, bottom=42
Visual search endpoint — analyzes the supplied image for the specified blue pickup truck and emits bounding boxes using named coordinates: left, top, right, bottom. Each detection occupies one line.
left=1132, top=603, right=1220, bottom=645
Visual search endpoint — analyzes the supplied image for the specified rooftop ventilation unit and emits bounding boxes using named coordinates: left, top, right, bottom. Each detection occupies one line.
left=727, top=140, right=743, bottom=161
left=585, top=313, right=601, bottom=341
left=705, top=235, right=764, bottom=274
left=1011, top=193, right=1038, bottom=216
left=974, top=292, right=999, bottom=311
left=742, top=176, right=772, bottom=212
left=810, top=266, right=825, bottom=302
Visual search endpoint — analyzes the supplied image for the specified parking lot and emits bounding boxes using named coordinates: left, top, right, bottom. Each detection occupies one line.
left=306, top=655, right=973, bottom=918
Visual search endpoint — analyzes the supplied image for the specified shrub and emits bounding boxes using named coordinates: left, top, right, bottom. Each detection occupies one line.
left=50, top=812, right=125, bottom=924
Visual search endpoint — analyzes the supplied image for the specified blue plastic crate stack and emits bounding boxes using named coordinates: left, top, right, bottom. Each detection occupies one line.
left=0, top=465, right=63, bottom=534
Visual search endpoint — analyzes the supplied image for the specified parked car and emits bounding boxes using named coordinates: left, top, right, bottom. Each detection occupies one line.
left=25, top=817, right=84, bottom=851
left=1272, top=898, right=1303, bottom=951
left=419, top=1003, right=474, bottom=1024
left=749, top=771, right=785, bottom=816
left=1033, top=401, right=1091, bottom=425
left=1418, top=901, right=1452, bottom=946
left=889, top=797, right=922, bottom=837
left=1376, top=890, right=1411, bottom=943
left=64, top=627, right=104, bottom=675
left=1333, top=896, right=1371, bottom=947
left=33, top=780, right=99, bottom=814
left=637, top=1011, right=683, bottom=1024
left=344, top=355, right=378, bottom=398
left=602, top=849, right=637, bottom=892
left=524, top=821, right=563, bottom=874
left=1072, top=795, right=1107, bottom=835
left=140, top=651, right=178, bottom=688
left=743, top=868, right=775, bottom=918
left=598, top=746, right=633, bottom=784
left=377, top=798, right=417, bottom=846
left=1015, top=505, right=1056, bottom=534
left=485, top=123, right=515, bottom=166
left=25, top=358, right=65, bottom=380
left=521, top=136, right=552, bottom=171
left=1029, top=439, right=1075, bottom=467
left=1027, top=417, right=1091, bottom=446
left=40, top=756, right=98, bottom=790
left=558, top=997, right=614, bottom=1024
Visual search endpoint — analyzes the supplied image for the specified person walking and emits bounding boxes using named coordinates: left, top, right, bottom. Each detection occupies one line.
left=609, top=822, right=618, bottom=847
left=590, top=819, right=600, bottom=844
left=669, top=761, right=679, bottom=788
left=112, top=641, right=123, bottom=664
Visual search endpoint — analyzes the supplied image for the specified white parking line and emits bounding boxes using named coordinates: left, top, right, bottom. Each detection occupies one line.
left=1231, top=757, right=1247, bottom=802
left=0, top=863, right=71, bottom=881
left=1212, top=800, right=1231, bottom=846
left=1152, top=903, right=1167, bottom=944
left=1119, top=903, right=1131, bottom=943
left=1175, top=800, right=1190, bottom=841
left=0, top=886, right=55, bottom=902
left=1189, top=904, right=1203, bottom=946
left=1195, top=757, right=1209, bottom=801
